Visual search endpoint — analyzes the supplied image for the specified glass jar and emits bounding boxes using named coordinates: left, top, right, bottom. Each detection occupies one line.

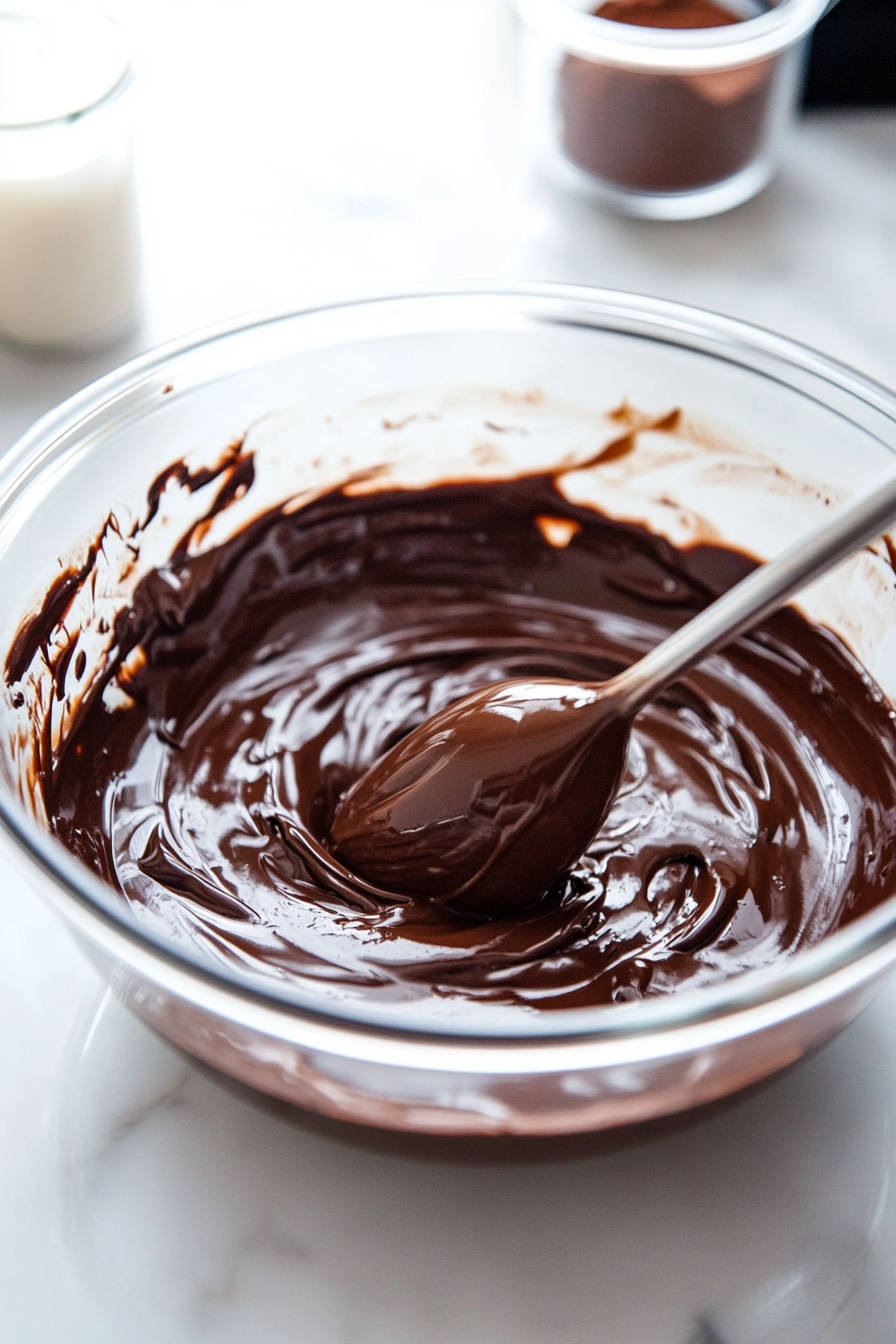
left=0, top=3, right=141, bottom=347
left=511, top=0, right=832, bottom=218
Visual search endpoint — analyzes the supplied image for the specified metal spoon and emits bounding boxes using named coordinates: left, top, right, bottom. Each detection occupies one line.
left=327, top=473, right=896, bottom=919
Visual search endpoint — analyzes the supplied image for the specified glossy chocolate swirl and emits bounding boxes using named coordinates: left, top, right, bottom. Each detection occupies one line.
left=47, top=474, right=896, bottom=1014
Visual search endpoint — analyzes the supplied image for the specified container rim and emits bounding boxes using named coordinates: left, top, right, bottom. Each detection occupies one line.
left=0, top=4, right=131, bottom=132
left=511, top=0, right=833, bottom=72
left=3, top=280, right=896, bottom=1045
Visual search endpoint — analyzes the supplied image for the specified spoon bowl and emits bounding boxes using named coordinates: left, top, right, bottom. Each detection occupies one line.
left=331, top=679, right=630, bottom=917
left=330, top=469, right=896, bottom=916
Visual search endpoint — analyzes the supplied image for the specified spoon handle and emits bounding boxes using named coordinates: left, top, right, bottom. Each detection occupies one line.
left=610, top=471, right=896, bottom=715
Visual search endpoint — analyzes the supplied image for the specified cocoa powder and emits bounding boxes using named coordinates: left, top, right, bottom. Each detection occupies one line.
left=559, top=0, right=775, bottom=193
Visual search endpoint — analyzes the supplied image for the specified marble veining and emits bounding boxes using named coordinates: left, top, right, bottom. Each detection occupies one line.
left=11, top=988, right=885, bottom=1343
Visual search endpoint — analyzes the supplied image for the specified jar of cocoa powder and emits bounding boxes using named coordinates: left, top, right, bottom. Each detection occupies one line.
left=512, top=0, right=831, bottom=218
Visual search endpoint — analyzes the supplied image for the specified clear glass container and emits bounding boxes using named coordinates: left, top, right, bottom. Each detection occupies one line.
left=3, top=285, right=896, bottom=1138
left=0, top=3, right=141, bottom=347
left=511, top=0, right=832, bottom=219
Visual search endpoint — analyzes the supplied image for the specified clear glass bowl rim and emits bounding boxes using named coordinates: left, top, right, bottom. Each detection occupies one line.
left=510, top=0, right=832, bottom=71
left=3, top=280, right=896, bottom=1045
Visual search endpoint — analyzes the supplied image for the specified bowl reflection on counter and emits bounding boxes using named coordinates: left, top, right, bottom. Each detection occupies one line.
left=49, top=989, right=890, bottom=1338
left=4, top=285, right=896, bottom=1137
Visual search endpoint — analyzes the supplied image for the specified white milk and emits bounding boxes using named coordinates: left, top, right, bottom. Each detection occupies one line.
left=0, top=146, right=140, bottom=347
left=0, top=5, right=141, bottom=348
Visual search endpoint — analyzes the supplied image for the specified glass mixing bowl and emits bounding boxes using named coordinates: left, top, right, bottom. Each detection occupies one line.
left=4, top=285, right=896, bottom=1137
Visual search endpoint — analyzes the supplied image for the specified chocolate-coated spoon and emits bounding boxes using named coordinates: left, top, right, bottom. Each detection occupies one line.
left=329, top=474, right=896, bottom=918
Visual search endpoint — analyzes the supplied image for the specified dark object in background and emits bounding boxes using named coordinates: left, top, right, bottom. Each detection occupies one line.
left=804, top=0, right=896, bottom=105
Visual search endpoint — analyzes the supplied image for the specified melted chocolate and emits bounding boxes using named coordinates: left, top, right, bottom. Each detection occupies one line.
left=329, top=674, right=633, bottom=919
left=38, top=471, right=896, bottom=1015
left=559, top=0, right=775, bottom=195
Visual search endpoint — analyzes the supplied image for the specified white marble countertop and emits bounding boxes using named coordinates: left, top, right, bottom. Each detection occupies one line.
left=3, top=2, right=896, bottom=1340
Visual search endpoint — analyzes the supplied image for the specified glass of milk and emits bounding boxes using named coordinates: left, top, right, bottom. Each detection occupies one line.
left=0, top=4, right=141, bottom=348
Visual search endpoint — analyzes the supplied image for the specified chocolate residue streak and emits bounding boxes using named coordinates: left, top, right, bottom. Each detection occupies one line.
left=34, top=463, right=896, bottom=1015
left=484, top=421, right=529, bottom=435
left=884, top=535, right=896, bottom=577
left=608, top=400, right=637, bottom=425
left=143, top=437, right=252, bottom=533
left=577, top=406, right=681, bottom=470
left=6, top=440, right=256, bottom=802
left=653, top=409, right=682, bottom=433
left=5, top=545, right=99, bottom=684
left=592, top=433, right=636, bottom=466
left=382, top=414, right=440, bottom=431
left=52, top=638, right=78, bottom=703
